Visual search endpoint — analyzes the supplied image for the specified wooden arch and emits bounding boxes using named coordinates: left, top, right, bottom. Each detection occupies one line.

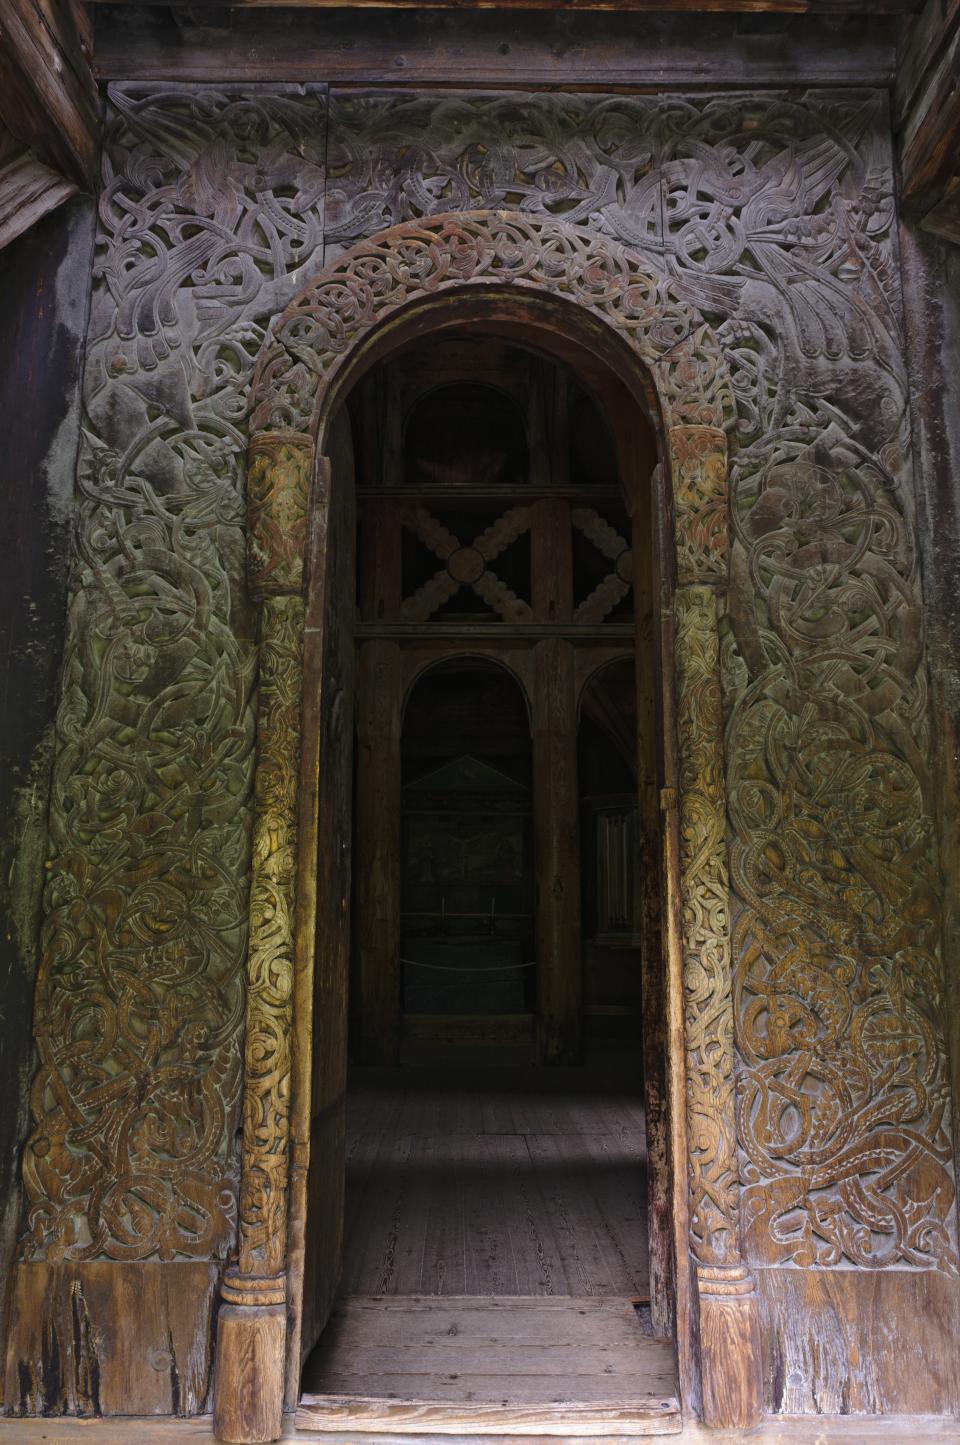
left=214, top=212, right=762, bottom=1442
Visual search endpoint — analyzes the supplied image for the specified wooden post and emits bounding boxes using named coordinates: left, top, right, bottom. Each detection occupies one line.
left=667, top=425, right=762, bottom=1430
left=214, top=433, right=314, bottom=1444
left=632, top=493, right=674, bottom=1340
left=533, top=637, right=581, bottom=1064
left=354, top=638, right=403, bottom=1066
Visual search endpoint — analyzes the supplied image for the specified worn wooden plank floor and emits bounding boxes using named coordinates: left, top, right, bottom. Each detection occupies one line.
left=340, top=1072, right=649, bottom=1299
left=300, top=1296, right=677, bottom=1426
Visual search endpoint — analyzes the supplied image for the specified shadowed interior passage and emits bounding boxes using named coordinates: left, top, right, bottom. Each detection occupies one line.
left=336, top=1069, right=650, bottom=1298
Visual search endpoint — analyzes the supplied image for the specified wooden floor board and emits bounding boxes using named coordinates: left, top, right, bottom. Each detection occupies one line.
left=301, top=1296, right=678, bottom=1418
left=339, top=1073, right=649, bottom=1299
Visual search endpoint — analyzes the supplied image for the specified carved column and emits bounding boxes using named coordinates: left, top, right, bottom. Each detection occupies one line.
left=667, top=425, right=762, bottom=1429
left=354, top=638, right=403, bottom=1066
left=214, top=433, right=313, bottom=1444
left=533, top=637, right=582, bottom=1064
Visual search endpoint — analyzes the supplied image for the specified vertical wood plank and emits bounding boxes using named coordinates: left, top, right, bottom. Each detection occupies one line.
left=533, top=638, right=581, bottom=1065
left=354, top=639, right=403, bottom=1065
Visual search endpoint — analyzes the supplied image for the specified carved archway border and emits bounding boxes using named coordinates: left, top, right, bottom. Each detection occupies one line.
left=213, top=212, right=762, bottom=1440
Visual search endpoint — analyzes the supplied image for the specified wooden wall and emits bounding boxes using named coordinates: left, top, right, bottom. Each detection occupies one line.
left=4, top=70, right=960, bottom=1420
left=0, top=197, right=95, bottom=1406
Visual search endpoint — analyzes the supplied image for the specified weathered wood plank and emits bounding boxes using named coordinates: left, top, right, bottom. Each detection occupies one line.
left=0, top=148, right=75, bottom=250
left=298, top=1393, right=681, bottom=1432
left=0, top=0, right=98, bottom=185
left=4, top=1262, right=220, bottom=1417
left=91, top=10, right=899, bottom=86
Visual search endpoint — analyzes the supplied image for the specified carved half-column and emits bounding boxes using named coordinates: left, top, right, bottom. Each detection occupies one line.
left=667, top=425, right=762, bottom=1429
left=214, top=432, right=313, bottom=1445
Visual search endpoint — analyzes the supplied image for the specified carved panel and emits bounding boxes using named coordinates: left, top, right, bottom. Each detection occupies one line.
left=21, top=83, right=955, bottom=1285
left=320, top=88, right=955, bottom=1274
left=660, top=94, right=956, bottom=1275
left=323, top=92, right=662, bottom=262
left=18, top=84, right=328, bottom=1264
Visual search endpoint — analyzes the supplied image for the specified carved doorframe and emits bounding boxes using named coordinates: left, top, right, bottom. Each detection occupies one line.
left=213, top=211, right=762, bottom=1442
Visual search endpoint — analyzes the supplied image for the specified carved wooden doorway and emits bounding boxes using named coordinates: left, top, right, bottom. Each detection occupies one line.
left=214, top=214, right=763, bottom=1443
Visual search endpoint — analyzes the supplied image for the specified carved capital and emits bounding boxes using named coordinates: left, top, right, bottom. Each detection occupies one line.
left=247, top=432, right=314, bottom=598
left=668, top=426, right=728, bottom=588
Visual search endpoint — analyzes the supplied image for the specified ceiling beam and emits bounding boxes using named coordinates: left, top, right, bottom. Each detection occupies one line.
left=897, top=0, right=960, bottom=241
left=92, top=8, right=898, bottom=86
left=0, top=0, right=99, bottom=189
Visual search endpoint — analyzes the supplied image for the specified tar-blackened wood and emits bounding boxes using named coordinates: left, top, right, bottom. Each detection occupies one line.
left=0, top=0, right=98, bottom=187
left=91, top=9, right=899, bottom=86
left=0, top=198, right=95, bottom=1409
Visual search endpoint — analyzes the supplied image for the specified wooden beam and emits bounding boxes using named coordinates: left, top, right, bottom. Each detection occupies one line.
left=88, top=0, right=918, bottom=9
left=91, top=9, right=899, bottom=86
left=896, top=0, right=960, bottom=221
left=0, top=143, right=76, bottom=251
left=0, top=0, right=98, bottom=189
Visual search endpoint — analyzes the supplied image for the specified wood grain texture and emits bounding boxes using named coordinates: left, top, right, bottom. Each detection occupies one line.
left=0, top=0, right=98, bottom=185
left=90, top=12, right=898, bottom=87
left=3, top=1413, right=960, bottom=1442
left=213, top=1304, right=285, bottom=1444
left=0, top=148, right=75, bottom=250
left=4, top=1262, right=219, bottom=1417
left=333, top=1077, right=649, bottom=1300
left=301, top=1296, right=678, bottom=1431
left=756, top=1267, right=960, bottom=1416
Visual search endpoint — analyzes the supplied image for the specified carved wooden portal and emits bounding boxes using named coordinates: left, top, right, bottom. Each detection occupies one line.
left=210, top=212, right=762, bottom=1442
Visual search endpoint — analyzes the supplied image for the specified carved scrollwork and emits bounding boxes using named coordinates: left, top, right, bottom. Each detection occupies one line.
left=249, top=211, right=735, bottom=436
left=18, top=83, right=328, bottom=1263
left=237, top=594, right=304, bottom=1277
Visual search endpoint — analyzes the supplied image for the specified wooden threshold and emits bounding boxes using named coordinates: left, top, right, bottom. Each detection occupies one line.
left=296, top=1394, right=681, bottom=1435
left=299, top=1296, right=679, bottom=1436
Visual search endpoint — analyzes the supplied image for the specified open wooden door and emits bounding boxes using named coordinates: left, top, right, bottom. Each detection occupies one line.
left=293, top=410, right=357, bottom=1391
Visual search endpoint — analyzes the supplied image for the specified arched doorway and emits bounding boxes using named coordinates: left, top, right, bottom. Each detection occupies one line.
left=213, top=213, right=762, bottom=1443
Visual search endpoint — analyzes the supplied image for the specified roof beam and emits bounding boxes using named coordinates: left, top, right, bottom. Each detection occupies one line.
left=0, top=0, right=99, bottom=189
left=92, top=8, right=898, bottom=86
left=897, top=0, right=960, bottom=240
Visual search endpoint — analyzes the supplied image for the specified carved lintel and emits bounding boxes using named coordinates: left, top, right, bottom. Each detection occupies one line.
left=247, top=432, right=314, bottom=598
left=696, top=1264, right=763, bottom=1429
left=668, top=426, right=728, bottom=588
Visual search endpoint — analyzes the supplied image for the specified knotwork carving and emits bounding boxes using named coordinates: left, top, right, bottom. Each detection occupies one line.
left=237, top=594, right=304, bottom=1277
left=669, top=427, right=729, bottom=586
left=247, top=435, right=314, bottom=597
left=21, top=82, right=954, bottom=1289
left=18, top=83, right=328, bottom=1263
left=674, top=584, right=739, bottom=1268
left=249, top=211, right=735, bottom=436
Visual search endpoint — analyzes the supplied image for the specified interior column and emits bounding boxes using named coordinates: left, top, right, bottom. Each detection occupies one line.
left=532, top=636, right=581, bottom=1064
left=354, top=637, right=403, bottom=1065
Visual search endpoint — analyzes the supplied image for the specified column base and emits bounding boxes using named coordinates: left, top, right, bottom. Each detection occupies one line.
left=213, top=1273, right=287, bottom=1444
left=697, top=1264, right=763, bottom=1429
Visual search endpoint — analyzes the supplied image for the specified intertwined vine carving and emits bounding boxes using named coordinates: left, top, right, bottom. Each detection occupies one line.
left=237, top=595, right=303, bottom=1276
left=19, top=84, right=328, bottom=1262
left=21, top=84, right=955, bottom=1278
